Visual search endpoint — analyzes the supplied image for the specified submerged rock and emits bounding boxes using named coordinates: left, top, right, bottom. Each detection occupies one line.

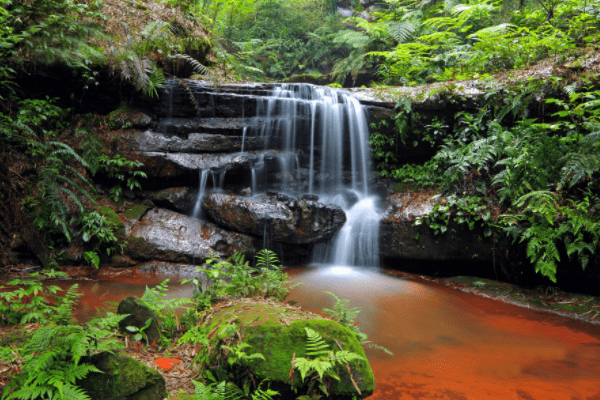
left=379, top=193, right=493, bottom=261
left=202, top=193, right=346, bottom=244
left=202, top=299, right=375, bottom=399
left=125, top=208, right=255, bottom=262
left=77, top=351, right=167, bottom=400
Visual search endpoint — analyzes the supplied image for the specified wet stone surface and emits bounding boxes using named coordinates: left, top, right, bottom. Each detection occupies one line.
left=120, top=130, right=265, bottom=153
left=125, top=208, right=256, bottom=262
left=202, top=192, right=346, bottom=244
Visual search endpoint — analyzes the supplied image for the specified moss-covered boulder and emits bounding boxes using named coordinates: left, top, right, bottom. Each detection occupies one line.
left=203, top=299, right=375, bottom=399
left=117, top=297, right=161, bottom=345
left=77, top=351, right=166, bottom=400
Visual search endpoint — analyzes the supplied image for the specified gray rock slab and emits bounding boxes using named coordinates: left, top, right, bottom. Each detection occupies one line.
left=202, top=192, right=346, bottom=244
left=125, top=208, right=255, bottom=262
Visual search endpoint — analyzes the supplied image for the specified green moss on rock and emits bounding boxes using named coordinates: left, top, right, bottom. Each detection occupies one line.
left=77, top=351, right=167, bottom=400
left=206, top=301, right=375, bottom=399
left=125, top=205, right=150, bottom=221
left=100, top=206, right=125, bottom=236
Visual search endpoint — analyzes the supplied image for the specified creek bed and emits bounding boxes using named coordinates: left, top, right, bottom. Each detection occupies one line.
left=29, top=264, right=600, bottom=400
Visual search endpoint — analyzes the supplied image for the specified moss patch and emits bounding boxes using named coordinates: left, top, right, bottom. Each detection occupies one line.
left=99, top=206, right=125, bottom=236
left=125, top=205, right=150, bottom=221
left=77, top=351, right=167, bottom=400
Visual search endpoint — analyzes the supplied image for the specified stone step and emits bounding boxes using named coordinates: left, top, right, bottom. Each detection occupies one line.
left=118, top=130, right=265, bottom=153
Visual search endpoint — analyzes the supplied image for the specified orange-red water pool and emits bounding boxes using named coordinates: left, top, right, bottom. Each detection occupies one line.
left=42, top=265, right=600, bottom=399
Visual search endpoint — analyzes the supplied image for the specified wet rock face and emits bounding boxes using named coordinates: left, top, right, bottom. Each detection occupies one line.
left=125, top=150, right=289, bottom=181
left=141, top=187, right=197, bottom=214
left=202, top=193, right=346, bottom=244
left=125, top=208, right=256, bottom=262
left=121, top=130, right=265, bottom=153
left=379, top=193, right=493, bottom=261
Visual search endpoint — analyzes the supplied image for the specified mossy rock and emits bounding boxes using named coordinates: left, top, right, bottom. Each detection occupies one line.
left=281, top=73, right=335, bottom=86
left=125, top=205, right=151, bottom=221
left=77, top=351, right=166, bottom=400
left=100, top=206, right=126, bottom=236
left=117, top=296, right=162, bottom=345
left=205, top=300, right=375, bottom=399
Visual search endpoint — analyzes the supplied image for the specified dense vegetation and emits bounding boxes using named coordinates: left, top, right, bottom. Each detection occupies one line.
left=0, top=251, right=376, bottom=400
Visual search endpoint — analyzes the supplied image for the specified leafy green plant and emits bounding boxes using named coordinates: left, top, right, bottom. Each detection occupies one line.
left=291, top=328, right=364, bottom=398
left=96, top=155, right=147, bottom=202
left=140, top=279, right=195, bottom=341
left=0, top=270, right=81, bottom=326
left=182, top=250, right=297, bottom=309
left=1, top=313, right=126, bottom=400
left=125, top=318, right=153, bottom=342
left=79, top=210, right=123, bottom=260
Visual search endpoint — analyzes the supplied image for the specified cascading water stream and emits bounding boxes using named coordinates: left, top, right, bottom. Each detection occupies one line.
left=192, top=170, right=214, bottom=220
left=253, top=84, right=380, bottom=267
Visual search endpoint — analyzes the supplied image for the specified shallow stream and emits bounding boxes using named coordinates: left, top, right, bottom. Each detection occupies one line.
left=50, top=265, right=600, bottom=400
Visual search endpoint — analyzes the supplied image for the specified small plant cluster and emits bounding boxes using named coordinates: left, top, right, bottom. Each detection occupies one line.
left=183, top=250, right=299, bottom=310
left=0, top=270, right=128, bottom=400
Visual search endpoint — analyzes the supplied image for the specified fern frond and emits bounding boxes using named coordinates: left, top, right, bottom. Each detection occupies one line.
left=387, top=21, right=416, bottom=44
left=304, top=328, right=330, bottom=357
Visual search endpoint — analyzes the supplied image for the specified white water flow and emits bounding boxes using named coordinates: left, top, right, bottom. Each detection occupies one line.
left=192, top=170, right=215, bottom=220
left=241, top=126, right=247, bottom=153
left=255, top=84, right=379, bottom=267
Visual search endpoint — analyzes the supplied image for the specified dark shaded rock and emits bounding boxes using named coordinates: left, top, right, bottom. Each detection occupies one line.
left=110, top=254, right=136, bottom=268
left=300, top=194, right=319, bottom=201
left=127, top=112, right=152, bottom=129
left=117, top=297, right=161, bottom=344
left=125, top=208, right=255, bottom=262
left=119, top=130, right=265, bottom=153
left=379, top=193, right=493, bottom=261
left=202, top=193, right=346, bottom=244
left=141, top=199, right=155, bottom=207
left=141, top=187, right=196, bottom=214
left=78, top=351, right=166, bottom=400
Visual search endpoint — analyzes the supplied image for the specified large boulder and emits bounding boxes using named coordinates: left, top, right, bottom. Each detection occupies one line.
left=125, top=208, right=256, bottom=262
left=379, top=192, right=493, bottom=261
left=77, top=351, right=167, bottom=400
left=202, top=299, right=375, bottom=399
left=117, top=296, right=161, bottom=345
left=202, top=193, right=346, bottom=244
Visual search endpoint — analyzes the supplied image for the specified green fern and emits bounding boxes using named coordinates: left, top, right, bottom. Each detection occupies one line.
left=291, top=328, right=364, bottom=397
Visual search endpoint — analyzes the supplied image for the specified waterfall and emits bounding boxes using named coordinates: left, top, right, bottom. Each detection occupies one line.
left=191, top=170, right=214, bottom=220
left=241, top=126, right=247, bottom=153
left=254, top=83, right=380, bottom=267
